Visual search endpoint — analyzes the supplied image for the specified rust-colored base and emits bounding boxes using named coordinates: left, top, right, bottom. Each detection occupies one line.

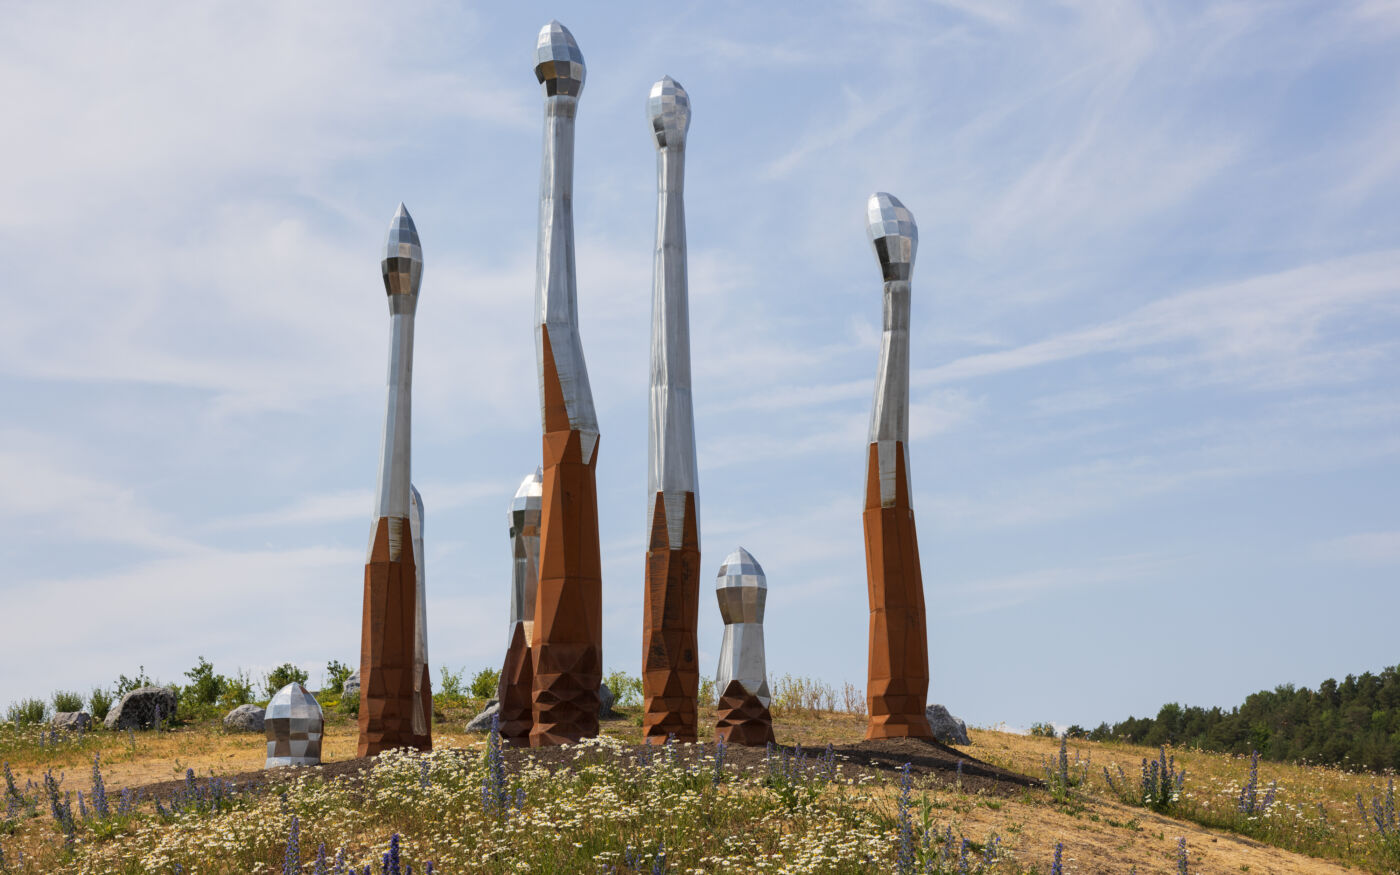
left=863, top=441, right=933, bottom=741
left=530, top=328, right=604, bottom=747
left=641, top=492, right=700, bottom=744
left=359, top=516, right=433, bottom=756
left=714, top=679, right=775, bottom=747
left=499, top=621, right=533, bottom=746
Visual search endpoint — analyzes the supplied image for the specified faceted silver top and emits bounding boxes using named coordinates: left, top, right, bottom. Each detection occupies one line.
left=716, top=546, right=766, bottom=625
left=509, top=467, right=543, bottom=531
left=866, top=192, right=917, bottom=283
left=535, top=20, right=585, bottom=98
left=265, top=682, right=322, bottom=722
left=647, top=76, right=690, bottom=150
left=382, top=203, right=423, bottom=298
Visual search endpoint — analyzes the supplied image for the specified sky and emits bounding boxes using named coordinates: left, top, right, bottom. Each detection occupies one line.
left=1, top=0, right=1398, bottom=732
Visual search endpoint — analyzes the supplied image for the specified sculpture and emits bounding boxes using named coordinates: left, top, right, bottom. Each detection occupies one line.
left=500, top=468, right=543, bottom=745
left=529, top=20, right=604, bottom=746
left=713, top=547, right=774, bottom=746
left=359, top=203, right=433, bottom=755
left=641, top=76, right=701, bottom=744
left=265, top=682, right=324, bottom=768
left=862, top=193, right=933, bottom=740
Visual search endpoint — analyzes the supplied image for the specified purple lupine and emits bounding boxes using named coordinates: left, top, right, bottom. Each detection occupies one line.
left=382, top=832, right=401, bottom=875
left=1050, top=841, right=1064, bottom=875
left=1177, top=836, right=1188, bottom=874
left=1238, top=750, right=1260, bottom=814
left=333, top=846, right=348, bottom=875
left=91, top=753, right=109, bottom=818
left=957, top=838, right=971, bottom=874
left=283, top=815, right=300, bottom=875
left=651, top=839, right=668, bottom=875
left=312, top=842, right=328, bottom=875
left=894, top=762, right=914, bottom=875
left=78, top=790, right=87, bottom=820
left=983, top=834, right=1001, bottom=864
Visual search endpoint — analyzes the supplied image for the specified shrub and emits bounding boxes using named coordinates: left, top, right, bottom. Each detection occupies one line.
left=603, top=669, right=643, bottom=708
left=769, top=675, right=836, bottom=717
left=219, top=671, right=255, bottom=708
left=439, top=666, right=466, bottom=698
left=52, top=690, right=84, bottom=713
left=698, top=677, right=717, bottom=709
left=325, top=660, right=354, bottom=695
left=470, top=667, right=501, bottom=700
left=263, top=664, right=309, bottom=698
left=841, top=681, right=867, bottom=716
left=115, top=667, right=154, bottom=697
left=182, top=656, right=228, bottom=706
left=6, top=698, right=48, bottom=725
left=341, top=692, right=360, bottom=717
left=1029, top=722, right=1057, bottom=738
left=89, top=687, right=113, bottom=721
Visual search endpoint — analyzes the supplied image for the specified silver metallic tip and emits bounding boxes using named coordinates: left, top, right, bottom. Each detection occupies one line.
left=647, top=75, right=690, bottom=149
left=510, top=467, right=544, bottom=513
left=866, top=192, right=917, bottom=282
left=717, top=546, right=766, bottom=587
left=535, top=20, right=585, bottom=97
left=382, top=203, right=423, bottom=298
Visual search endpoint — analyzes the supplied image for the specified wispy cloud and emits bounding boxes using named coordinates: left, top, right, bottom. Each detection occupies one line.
left=1313, top=531, right=1400, bottom=566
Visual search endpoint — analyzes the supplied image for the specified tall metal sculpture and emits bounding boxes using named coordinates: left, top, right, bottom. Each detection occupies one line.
left=359, top=203, right=433, bottom=756
left=409, top=484, right=430, bottom=742
left=499, top=468, right=543, bottom=746
left=530, top=20, right=604, bottom=746
left=641, top=75, right=701, bottom=744
left=862, top=193, right=933, bottom=740
left=714, top=547, right=774, bottom=746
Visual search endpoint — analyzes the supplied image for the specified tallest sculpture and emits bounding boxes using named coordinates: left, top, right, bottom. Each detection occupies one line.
left=529, top=20, right=604, bottom=746
left=359, top=204, right=432, bottom=756
left=862, top=193, right=933, bottom=740
left=641, top=76, right=701, bottom=744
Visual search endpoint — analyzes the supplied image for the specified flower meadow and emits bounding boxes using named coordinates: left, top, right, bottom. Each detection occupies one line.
left=0, top=728, right=1064, bottom=874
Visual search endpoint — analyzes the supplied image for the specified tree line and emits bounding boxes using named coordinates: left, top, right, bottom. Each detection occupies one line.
left=1073, top=662, right=1400, bottom=771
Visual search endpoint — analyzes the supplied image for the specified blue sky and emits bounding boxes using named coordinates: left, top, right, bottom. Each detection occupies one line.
left=2, top=1, right=1398, bottom=732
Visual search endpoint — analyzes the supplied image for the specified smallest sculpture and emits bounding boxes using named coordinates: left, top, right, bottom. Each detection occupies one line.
left=500, top=468, right=544, bottom=746
left=713, top=547, right=774, bottom=746
left=265, top=682, right=324, bottom=768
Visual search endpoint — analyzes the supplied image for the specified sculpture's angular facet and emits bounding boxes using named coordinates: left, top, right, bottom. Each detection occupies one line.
left=862, top=193, right=932, bottom=741
left=530, top=22, right=603, bottom=746
left=360, top=204, right=432, bottom=756
left=714, top=547, right=773, bottom=745
left=500, top=468, right=543, bottom=746
left=265, top=682, right=324, bottom=768
left=535, top=20, right=585, bottom=98
left=641, top=75, right=701, bottom=744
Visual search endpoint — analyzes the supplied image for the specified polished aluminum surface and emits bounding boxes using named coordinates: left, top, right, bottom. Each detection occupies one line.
left=508, top=468, right=544, bottom=635
left=371, top=204, right=422, bottom=545
left=865, top=193, right=916, bottom=508
left=409, top=483, right=429, bottom=737
left=534, top=21, right=598, bottom=463
left=715, top=547, right=770, bottom=706
left=264, top=682, right=324, bottom=768
left=646, top=76, right=699, bottom=550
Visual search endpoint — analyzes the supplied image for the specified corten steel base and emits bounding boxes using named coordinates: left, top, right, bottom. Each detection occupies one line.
left=498, top=622, right=533, bottom=746
left=530, top=328, right=604, bottom=747
left=714, top=679, right=774, bottom=747
left=360, top=516, right=433, bottom=755
left=863, top=441, right=933, bottom=740
left=641, top=492, right=700, bottom=743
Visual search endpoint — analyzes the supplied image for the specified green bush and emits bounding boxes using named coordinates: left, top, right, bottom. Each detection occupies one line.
left=89, top=687, right=113, bottom=721
left=52, top=690, right=84, bottom=713
left=183, top=656, right=228, bottom=706
left=263, top=663, right=309, bottom=698
left=698, top=677, right=717, bottom=709
left=470, top=667, right=500, bottom=700
left=325, top=660, right=354, bottom=695
left=1029, top=722, right=1058, bottom=738
left=115, top=666, right=154, bottom=697
left=603, top=669, right=644, bottom=708
left=341, top=692, right=360, bottom=716
left=439, top=665, right=466, bottom=699
left=219, top=671, right=255, bottom=708
left=6, top=698, right=47, bottom=725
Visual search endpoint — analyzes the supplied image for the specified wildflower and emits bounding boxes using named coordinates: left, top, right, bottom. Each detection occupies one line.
left=91, top=753, right=109, bottom=818
left=1051, top=841, right=1064, bottom=875
left=283, top=815, right=300, bottom=875
left=1177, top=836, right=1188, bottom=874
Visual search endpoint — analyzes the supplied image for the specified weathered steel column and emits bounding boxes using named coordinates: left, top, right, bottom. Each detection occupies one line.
left=529, top=20, right=604, bottom=746
left=713, top=547, right=774, bottom=746
left=641, top=76, right=701, bottom=744
left=863, top=193, right=933, bottom=741
left=360, top=204, right=433, bottom=755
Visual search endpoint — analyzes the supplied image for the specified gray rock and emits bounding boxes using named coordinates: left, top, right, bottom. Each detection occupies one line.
left=465, top=699, right=500, bottom=733
left=51, top=711, right=91, bottom=732
left=599, top=682, right=620, bottom=719
left=223, top=704, right=266, bottom=733
left=925, top=704, right=971, bottom=746
left=104, top=686, right=178, bottom=731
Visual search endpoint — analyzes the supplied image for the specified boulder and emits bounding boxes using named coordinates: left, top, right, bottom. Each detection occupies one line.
left=223, top=704, right=266, bottom=733
left=51, top=711, right=92, bottom=732
left=599, top=682, right=620, bottom=719
left=925, top=704, right=971, bottom=746
left=465, top=699, right=501, bottom=733
left=104, top=686, right=178, bottom=731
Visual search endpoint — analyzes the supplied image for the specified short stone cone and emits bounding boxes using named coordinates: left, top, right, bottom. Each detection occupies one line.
left=498, top=623, right=533, bottom=746
left=714, top=679, right=774, bottom=747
